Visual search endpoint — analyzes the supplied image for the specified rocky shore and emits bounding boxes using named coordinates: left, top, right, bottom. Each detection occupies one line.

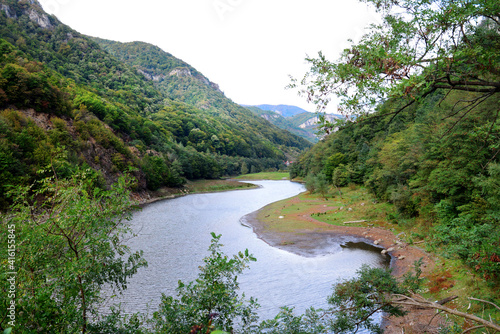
left=241, top=199, right=446, bottom=333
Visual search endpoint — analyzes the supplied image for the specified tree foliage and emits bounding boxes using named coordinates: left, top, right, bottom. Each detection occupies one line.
left=294, top=0, right=500, bottom=125
left=0, top=0, right=311, bottom=208
left=292, top=87, right=500, bottom=282
left=151, top=233, right=259, bottom=334
left=0, top=171, right=147, bottom=333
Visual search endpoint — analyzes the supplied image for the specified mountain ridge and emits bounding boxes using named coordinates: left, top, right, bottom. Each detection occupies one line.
left=245, top=104, right=310, bottom=118
left=0, top=0, right=311, bottom=208
left=243, top=104, right=343, bottom=143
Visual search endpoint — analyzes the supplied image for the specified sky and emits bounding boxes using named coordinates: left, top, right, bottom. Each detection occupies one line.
left=37, top=0, right=380, bottom=113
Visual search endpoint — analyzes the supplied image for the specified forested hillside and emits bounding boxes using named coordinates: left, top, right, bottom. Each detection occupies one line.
left=290, top=0, right=500, bottom=285
left=93, top=39, right=311, bottom=153
left=0, top=0, right=310, bottom=208
left=0, top=0, right=499, bottom=333
left=292, top=89, right=500, bottom=281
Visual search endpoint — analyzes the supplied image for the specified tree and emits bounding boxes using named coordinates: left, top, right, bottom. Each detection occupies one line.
left=315, top=173, right=330, bottom=199
left=151, top=233, right=259, bottom=334
left=0, top=171, right=147, bottom=333
left=257, top=261, right=500, bottom=334
left=303, top=173, right=315, bottom=193
left=241, top=161, right=249, bottom=175
left=327, top=265, right=409, bottom=334
left=293, top=0, right=500, bottom=130
left=324, top=153, right=346, bottom=181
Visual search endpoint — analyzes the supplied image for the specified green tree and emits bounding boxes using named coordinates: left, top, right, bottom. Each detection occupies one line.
left=151, top=233, right=259, bottom=334
left=315, top=173, right=330, bottom=199
left=305, top=173, right=317, bottom=193
left=241, top=161, right=249, bottom=175
left=294, top=0, right=500, bottom=127
left=332, top=165, right=348, bottom=188
left=257, top=306, right=326, bottom=334
left=0, top=171, right=147, bottom=333
left=324, top=152, right=346, bottom=180
left=327, top=265, right=408, bottom=334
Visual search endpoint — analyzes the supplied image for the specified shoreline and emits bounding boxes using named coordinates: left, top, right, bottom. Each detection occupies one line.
left=131, top=180, right=260, bottom=208
left=133, top=178, right=444, bottom=333
left=241, top=198, right=443, bottom=334
left=240, top=209, right=434, bottom=276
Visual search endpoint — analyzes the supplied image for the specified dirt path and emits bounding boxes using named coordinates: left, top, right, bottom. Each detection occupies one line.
left=242, top=198, right=446, bottom=333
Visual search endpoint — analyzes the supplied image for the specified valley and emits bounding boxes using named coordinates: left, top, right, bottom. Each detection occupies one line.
left=0, top=0, right=499, bottom=333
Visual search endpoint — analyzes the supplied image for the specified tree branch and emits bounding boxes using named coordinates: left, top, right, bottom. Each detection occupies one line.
left=391, top=294, right=500, bottom=332
left=461, top=325, right=485, bottom=334
left=468, top=297, right=500, bottom=312
left=434, top=80, right=500, bottom=93
left=442, top=92, right=494, bottom=120
left=440, top=92, right=495, bottom=138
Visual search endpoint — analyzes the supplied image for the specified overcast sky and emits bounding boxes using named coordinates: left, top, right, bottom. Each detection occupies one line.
left=38, top=0, right=380, bottom=113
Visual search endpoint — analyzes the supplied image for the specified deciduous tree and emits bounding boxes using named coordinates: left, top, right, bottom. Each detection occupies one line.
left=293, top=0, right=500, bottom=130
left=0, top=171, right=146, bottom=333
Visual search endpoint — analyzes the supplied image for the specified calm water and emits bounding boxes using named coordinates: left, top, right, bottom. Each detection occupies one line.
left=110, top=180, right=388, bottom=320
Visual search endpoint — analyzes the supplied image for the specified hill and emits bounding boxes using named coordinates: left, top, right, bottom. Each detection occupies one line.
left=291, top=88, right=500, bottom=285
left=251, top=104, right=310, bottom=118
left=91, top=39, right=311, bottom=153
left=244, top=104, right=343, bottom=143
left=243, top=105, right=318, bottom=143
left=0, top=0, right=311, bottom=208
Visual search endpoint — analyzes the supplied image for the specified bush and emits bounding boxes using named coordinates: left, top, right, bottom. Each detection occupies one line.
left=305, top=173, right=317, bottom=193
left=434, top=217, right=500, bottom=281
left=151, top=233, right=259, bottom=333
left=390, top=184, right=418, bottom=217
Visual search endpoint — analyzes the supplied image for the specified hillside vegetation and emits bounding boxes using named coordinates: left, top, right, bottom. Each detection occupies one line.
left=0, top=0, right=310, bottom=208
left=0, top=0, right=499, bottom=333
left=290, top=0, right=500, bottom=287
left=292, top=89, right=500, bottom=283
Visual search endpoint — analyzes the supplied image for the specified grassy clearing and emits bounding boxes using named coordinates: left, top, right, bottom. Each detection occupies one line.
left=256, top=193, right=323, bottom=233
left=256, top=184, right=500, bottom=327
left=256, top=185, right=399, bottom=234
left=312, top=187, right=396, bottom=228
left=185, top=179, right=257, bottom=193
left=145, top=180, right=257, bottom=203
left=234, top=172, right=289, bottom=180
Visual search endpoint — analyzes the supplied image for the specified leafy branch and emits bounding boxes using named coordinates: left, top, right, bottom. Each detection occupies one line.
left=293, top=0, right=500, bottom=129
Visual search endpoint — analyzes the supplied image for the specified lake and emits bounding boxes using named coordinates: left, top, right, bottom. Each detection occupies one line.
left=111, top=180, right=388, bottom=320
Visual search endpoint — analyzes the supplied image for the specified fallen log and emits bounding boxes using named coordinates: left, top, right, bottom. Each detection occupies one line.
left=343, top=220, right=367, bottom=224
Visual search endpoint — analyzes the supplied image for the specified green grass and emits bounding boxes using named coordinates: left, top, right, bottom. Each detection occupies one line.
left=234, top=172, right=289, bottom=180
left=185, top=179, right=256, bottom=193
left=311, top=187, right=396, bottom=227
left=255, top=186, right=398, bottom=234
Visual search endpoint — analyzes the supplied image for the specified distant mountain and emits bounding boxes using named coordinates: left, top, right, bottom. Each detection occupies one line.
left=250, top=104, right=310, bottom=118
left=243, top=105, right=343, bottom=143
left=93, top=39, right=311, bottom=152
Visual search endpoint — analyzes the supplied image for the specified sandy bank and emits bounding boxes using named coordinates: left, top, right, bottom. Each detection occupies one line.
left=241, top=203, right=445, bottom=333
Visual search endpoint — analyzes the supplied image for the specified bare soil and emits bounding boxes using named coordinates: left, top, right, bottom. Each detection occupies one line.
left=241, top=197, right=447, bottom=333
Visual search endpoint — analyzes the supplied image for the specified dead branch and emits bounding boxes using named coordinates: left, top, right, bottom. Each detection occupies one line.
left=462, top=325, right=485, bottom=334
left=343, top=220, right=367, bottom=224
left=437, top=295, right=458, bottom=305
left=468, top=297, right=500, bottom=312
left=428, top=309, right=444, bottom=326
left=391, top=294, right=500, bottom=332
